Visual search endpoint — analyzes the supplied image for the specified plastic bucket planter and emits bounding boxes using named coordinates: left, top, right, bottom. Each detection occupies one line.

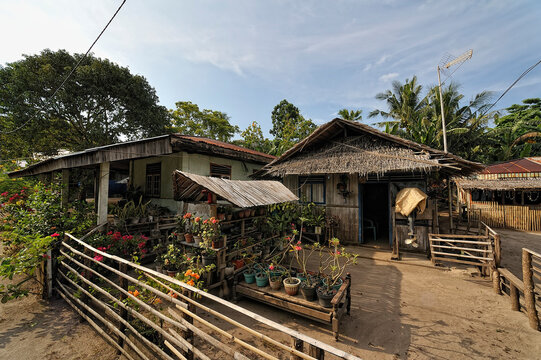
left=283, top=277, right=301, bottom=296
left=243, top=271, right=256, bottom=284
left=322, top=277, right=343, bottom=291
left=255, top=273, right=268, bottom=287
left=316, top=287, right=336, bottom=308
left=269, top=276, right=282, bottom=290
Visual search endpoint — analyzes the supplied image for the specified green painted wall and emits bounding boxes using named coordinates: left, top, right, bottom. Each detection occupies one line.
left=131, top=152, right=264, bottom=212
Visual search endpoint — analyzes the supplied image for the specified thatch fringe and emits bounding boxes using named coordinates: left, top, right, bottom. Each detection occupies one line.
left=454, top=177, right=541, bottom=190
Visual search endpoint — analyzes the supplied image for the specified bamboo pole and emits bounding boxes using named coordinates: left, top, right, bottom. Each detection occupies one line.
left=59, top=252, right=189, bottom=334
left=56, top=280, right=147, bottom=360
left=164, top=340, right=188, bottom=360
left=55, top=283, right=138, bottom=360
left=57, top=264, right=192, bottom=356
left=167, top=329, right=211, bottom=360
left=510, top=283, right=520, bottom=311
left=57, top=269, right=176, bottom=360
left=168, top=308, right=254, bottom=360
left=522, top=249, right=540, bottom=331
left=492, top=269, right=501, bottom=295
left=146, top=274, right=316, bottom=360
left=64, top=233, right=362, bottom=360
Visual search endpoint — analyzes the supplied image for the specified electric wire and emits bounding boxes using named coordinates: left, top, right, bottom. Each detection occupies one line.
left=0, top=0, right=127, bottom=135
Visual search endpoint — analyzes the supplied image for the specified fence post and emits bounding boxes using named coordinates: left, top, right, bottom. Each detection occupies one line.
left=46, top=249, right=53, bottom=299
left=522, top=249, right=540, bottom=331
left=494, top=234, right=501, bottom=267
left=290, top=337, right=303, bottom=360
left=492, top=268, right=501, bottom=295
left=117, top=262, right=129, bottom=354
left=510, top=283, right=520, bottom=311
left=308, top=345, right=324, bottom=359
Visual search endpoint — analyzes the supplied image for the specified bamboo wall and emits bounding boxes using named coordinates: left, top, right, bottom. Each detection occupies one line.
left=471, top=201, right=541, bottom=232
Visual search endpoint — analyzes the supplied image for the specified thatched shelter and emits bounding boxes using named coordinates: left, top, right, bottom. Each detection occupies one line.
left=257, top=118, right=482, bottom=250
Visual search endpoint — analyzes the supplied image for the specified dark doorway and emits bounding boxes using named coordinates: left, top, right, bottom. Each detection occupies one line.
left=361, top=183, right=390, bottom=246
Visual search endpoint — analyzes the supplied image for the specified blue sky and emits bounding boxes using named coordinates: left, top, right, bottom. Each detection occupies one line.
left=1, top=0, right=540, bottom=137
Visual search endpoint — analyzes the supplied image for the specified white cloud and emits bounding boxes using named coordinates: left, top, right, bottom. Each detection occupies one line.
left=379, top=72, right=399, bottom=82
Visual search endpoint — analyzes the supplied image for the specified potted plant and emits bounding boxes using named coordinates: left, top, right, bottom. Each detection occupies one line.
left=291, top=238, right=319, bottom=301
left=267, top=263, right=285, bottom=290
left=192, top=216, right=202, bottom=244
left=180, top=213, right=193, bottom=242
left=225, top=207, right=233, bottom=221
left=162, top=244, right=182, bottom=277
left=316, top=237, right=358, bottom=307
left=242, top=252, right=256, bottom=283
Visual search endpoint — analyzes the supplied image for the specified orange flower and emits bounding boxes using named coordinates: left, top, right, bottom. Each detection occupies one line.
left=187, top=279, right=195, bottom=286
left=185, top=269, right=193, bottom=277
left=192, top=273, right=200, bottom=280
left=153, top=298, right=162, bottom=305
left=168, top=291, right=178, bottom=299
left=133, top=290, right=140, bottom=297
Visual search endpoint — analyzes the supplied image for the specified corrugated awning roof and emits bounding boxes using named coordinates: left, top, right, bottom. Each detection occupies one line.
left=454, top=177, right=541, bottom=190
left=172, top=170, right=298, bottom=208
left=481, top=158, right=541, bottom=175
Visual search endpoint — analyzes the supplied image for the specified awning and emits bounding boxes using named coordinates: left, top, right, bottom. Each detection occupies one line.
left=172, top=170, right=298, bottom=208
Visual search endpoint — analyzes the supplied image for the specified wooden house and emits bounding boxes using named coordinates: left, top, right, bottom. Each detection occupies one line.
left=256, top=118, right=482, bottom=251
left=455, top=157, right=541, bottom=231
left=9, top=134, right=275, bottom=223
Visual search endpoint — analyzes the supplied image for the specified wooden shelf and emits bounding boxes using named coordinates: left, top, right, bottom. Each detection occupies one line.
left=219, top=215, right=265, bottom=225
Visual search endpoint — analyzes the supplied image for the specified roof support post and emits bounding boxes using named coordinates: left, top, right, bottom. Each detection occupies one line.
left=448, top=178, right=454, bottom=233
left=97, top=162, right=110, bottom=225
left=61, top=169, right=70, bottom=209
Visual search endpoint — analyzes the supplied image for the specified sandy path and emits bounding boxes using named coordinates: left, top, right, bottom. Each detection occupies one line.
left=498, top=228, right=541, bottom=280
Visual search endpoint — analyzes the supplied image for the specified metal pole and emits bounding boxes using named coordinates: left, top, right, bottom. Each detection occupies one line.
left=437, top=66, right=448, bottom=153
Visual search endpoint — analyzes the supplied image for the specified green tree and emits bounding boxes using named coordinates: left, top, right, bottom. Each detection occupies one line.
left=0, top=49, right=170, bottom=158
left=337, top=108, right=362, bottom=122
left=170, top=101, right=239, bottom=142
left=237, top=121, right=273, bottom=154
left=488, top=98, right=541, bottom=161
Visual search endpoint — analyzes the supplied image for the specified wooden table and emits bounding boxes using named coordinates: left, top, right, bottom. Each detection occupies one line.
left=234, top=274, right=351, bottom=340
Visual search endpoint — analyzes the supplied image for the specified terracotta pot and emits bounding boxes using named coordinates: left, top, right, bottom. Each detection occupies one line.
left=193, top=235, right=202, bottom=245
left=167, top=270, right=177, bottom=277
left=283, top=277, right=301, bottom=296
left=269, top=276, right=282, bottom=290
left=226, top=214, right=233, bottom=221
left=238, top=211, right=245, bottom=219
left=250, top=209, right=256, bottom=217
left=184, top=233, right=194, bottom=243
left=233, top=259, right=245, bottom=269
left=244, top=209, right=251, bottom=217
left=218, top=213, right=226, bottom=221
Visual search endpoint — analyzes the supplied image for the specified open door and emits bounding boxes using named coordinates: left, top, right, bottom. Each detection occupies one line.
left=359, top=182, right=391, bottom=247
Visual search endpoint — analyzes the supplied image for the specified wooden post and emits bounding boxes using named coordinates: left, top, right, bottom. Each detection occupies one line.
left=510, top=283, right=520, bottom=311
left=97, top=161, right=110, bottom=225
left=492, top=269, right=501, bottom=295
left=448, top=179, right=454, bottom=233
left=346, top=273, right=351, bottom=315
left=308, top=345, right=324, bottom=360
left=494, top=234, right=501, bottom=267
left=46, top=249, right=53, bottom=299
left=290, top=337, right=303, bottom=360
left=391, top=210, right=399, bottom=260
left=184, top=292, right=195, bottom=360
left=118, top=262, right=129, bottom=354
left=61, top=168, right=70, bottom=208
left=522, top=249, right=540, bottom=331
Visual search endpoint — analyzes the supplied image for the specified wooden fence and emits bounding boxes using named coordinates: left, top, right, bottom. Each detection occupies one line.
left=55, top=232, right=362, bottom=360
left=470, top=201, right=541, bottom=232
left=494, top=248, right=541, bottom=331
left=429, top=230, right=498, bottom=276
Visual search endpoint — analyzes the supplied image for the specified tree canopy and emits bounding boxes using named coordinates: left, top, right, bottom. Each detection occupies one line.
left=337, top=109, right=363, bottom=122
left=0, top=49, right=170, bottom=159
left=169, top=101, right=239, bottom=142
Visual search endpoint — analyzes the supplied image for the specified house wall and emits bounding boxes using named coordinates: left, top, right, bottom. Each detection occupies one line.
left=131, top=152, right=264, bottom=212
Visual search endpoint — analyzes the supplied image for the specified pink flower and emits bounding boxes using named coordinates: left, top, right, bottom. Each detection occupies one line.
left=0, top=192, right=7, bottom=197
left=50, top=233, right=60, bottom=237
left=269, top=265, right=275, bottom=270
left=94, top=255, right=104, bottom=262
left=138, top=242, right=146, bottom=249
left=335, top=251, right=341, bottom=256
left=295, top=246, right=302, bottom=251
left=97, top=247, right=108, bottom=251
left=297, top=240, right=301, bottom=245
left=211, top=218, right=217, bottom=224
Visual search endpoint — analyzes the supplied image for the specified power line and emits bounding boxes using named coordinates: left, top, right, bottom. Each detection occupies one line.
left=482, top=58, right=541, bottom=116
left=0, top=0, right=127, bottom=135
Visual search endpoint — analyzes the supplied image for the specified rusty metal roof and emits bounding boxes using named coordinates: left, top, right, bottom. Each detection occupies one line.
left=174, top=135, right=275, bottom=160
left=481, top=158, right=541, bottom=175
left=173, top=170, right=298, bottom=208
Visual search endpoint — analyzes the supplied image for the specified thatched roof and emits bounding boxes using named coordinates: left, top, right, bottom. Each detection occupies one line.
left=172, top=171, right=298, bottom=207
left=454, top=177, right=541, bottom=191
left=257, top=118, right=483, bottom=178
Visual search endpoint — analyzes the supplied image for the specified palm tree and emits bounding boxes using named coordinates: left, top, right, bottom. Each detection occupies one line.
left=337, top=109, right=362, bottom=122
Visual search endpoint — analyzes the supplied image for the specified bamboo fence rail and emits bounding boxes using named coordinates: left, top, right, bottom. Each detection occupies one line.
left=55, top=232, right=363, bottom=360
left=470, top=201, right=541, bottom=232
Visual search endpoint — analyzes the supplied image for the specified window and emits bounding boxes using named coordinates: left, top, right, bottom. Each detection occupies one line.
left=210, top=163, right=232, bottom=179
left=145, top=163, right=161, bottom=197
left=299, top=176, right=325, bottom=204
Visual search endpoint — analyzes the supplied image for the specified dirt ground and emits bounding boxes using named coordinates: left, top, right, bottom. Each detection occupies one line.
left=2, top=231, right=541, bottom=359
left=498, top=228, right=541, bottom=280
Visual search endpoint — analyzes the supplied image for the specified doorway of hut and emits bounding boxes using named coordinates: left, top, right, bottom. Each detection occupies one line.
left=359, top=183, right=390, bottom=247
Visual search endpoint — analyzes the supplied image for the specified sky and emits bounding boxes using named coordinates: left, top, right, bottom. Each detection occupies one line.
left=1, top=0, right=540, bottom=138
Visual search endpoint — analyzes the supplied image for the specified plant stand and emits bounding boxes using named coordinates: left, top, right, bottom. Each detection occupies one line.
left=234, top=273, right=351, bottom=340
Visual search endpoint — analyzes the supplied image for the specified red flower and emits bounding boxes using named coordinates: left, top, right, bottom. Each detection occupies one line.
left=211, top=218, right=218, bottom=224
left=0, top=192, right=7, bottom=197
left=94, top=255, right=104, bottom=262
left=295, top=246, right=302, bottom=251
left=203, top=219, right=208, bottom=224
left=50, top=233, right=60, bottom=237
left=138, top=242, right=146, bottom=249
left=107, top=231, right=113, bottom=235
left=269, top=264, right=275, bottom=270
left=194, top=217, right=201, bottom=223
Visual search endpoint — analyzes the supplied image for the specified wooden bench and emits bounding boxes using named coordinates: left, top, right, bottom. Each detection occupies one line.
left=234, top=274, right=352, bottom=341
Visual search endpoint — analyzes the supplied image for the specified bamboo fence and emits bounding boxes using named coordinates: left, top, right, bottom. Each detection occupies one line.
left=55, top=232, right=363, bottom=360
left=470, top=201, right=541, bottom=232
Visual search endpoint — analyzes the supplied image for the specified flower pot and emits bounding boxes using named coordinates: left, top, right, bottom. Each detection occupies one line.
left=218, top=213, right=226, bottom=221
left=233, top=259, right=245, bottom=270
left=193, top=235, right=202, bottom=245
left=167, top=270, right=177, bottom=277
left=296, top=272, right=307, bottom=283
left=155, top=264, right=163, bottom=273
left=130, top=217, right=140, bottom=225
left=258, top=208, right=265, bottom=215
left=162, top=269, right=169, bottom=275
left=186, top=252, right=196, bottom=260
left=269, top=276, right=282, bottom=290
left=244, top=209, right=251, bottom=218
left=300, top=282, right=317, bottom=301
left=184, top=233, right=194, bottom=243
left=314, top=226, right=322, bottom=235
left=323, top=277, right=344, bottom=291
left=283, top=277, right=301, bottom=296
left=255, top=273, right=269, bottom=287
left=212, top=239, right=224, bottom=249
left=226, top=214, right=233, bottom=221
left=202, top=254, right=216, bottom=267
left=243, top=271, right=256, bottom=284
left=316, top=287, right=337, bottom=308
left=250, top=209, right=256, bottom=217
left=238, top=211, right=245, bottom=219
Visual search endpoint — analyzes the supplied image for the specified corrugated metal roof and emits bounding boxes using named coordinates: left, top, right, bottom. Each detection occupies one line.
left=481, top=158, right=541, bottom=175
left=176, top=135, right=276, bottom=160
left=173, top=170, right=298, bottom=207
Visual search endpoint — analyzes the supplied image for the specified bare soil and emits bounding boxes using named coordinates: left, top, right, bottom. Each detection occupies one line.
left=498, top=228, right=541, bottom=280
